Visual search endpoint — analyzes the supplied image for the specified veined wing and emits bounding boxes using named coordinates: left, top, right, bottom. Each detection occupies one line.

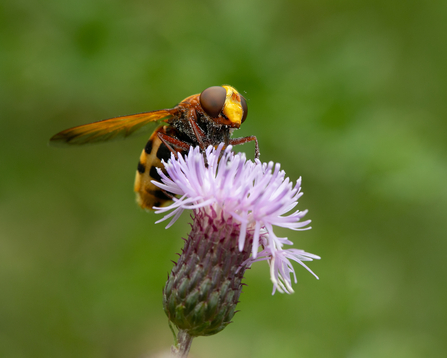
left=49, top=109, right=176, bottom=146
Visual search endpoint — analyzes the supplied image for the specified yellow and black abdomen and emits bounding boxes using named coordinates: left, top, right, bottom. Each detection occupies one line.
left=134, top=126, right=174, bottom=210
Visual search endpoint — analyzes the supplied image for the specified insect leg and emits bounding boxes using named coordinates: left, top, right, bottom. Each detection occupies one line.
left=187, top=108, right=208, bottom=150
left=229, top=136, right=260, bottom=159
left=157, top=132, right=191, bottom=158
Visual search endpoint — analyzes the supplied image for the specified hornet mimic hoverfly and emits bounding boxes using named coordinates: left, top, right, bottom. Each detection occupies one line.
left=50, top=85, right=260, bottom=210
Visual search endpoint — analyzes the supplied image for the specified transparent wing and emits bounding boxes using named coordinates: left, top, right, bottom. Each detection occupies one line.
left=49, top=109, right=176, bottom=146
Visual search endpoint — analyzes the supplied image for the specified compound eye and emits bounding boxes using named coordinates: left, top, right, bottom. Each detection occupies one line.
left=200, top=86, right=226, bottom=118
left=241, top=95, right=248, bottom=123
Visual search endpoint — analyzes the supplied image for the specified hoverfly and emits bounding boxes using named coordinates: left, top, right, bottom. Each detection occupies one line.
left=50, top=85, right=259, bottom=210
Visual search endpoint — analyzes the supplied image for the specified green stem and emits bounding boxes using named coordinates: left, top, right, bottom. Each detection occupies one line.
left=171, top=330, right=193, bottom=358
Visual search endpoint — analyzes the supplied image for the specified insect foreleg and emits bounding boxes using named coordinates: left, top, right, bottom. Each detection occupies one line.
left=187, top=108, right=208, bottom=150
left=229, top=136, right=260, bottom=159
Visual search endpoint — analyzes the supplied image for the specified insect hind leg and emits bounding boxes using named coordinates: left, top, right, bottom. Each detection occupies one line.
left=157, top=131, right=190, bottom=159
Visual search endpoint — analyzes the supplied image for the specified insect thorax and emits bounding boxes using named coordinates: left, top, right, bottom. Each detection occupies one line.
left=168, top=109, right=231, bottom=147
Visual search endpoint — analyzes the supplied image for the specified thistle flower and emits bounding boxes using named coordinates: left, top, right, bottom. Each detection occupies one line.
left=153, top=144, right=320, bottom=350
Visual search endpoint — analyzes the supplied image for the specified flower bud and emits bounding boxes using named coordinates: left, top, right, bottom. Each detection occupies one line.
left=163, top=209, right=252, bottom=337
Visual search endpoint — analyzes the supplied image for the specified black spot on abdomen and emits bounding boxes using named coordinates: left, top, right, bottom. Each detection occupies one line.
left=150, top=189, right=172, bottom=200
left=144, top=140, right=153, bottom=154
left=156, top=143, right=172, bottom=161
left=149, top=166, right=162, bottom=181
left=137, top=162, right=146, bottom=174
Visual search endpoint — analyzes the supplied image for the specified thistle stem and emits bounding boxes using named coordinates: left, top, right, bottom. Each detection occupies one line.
left=171, top=330, right=193, bottom=358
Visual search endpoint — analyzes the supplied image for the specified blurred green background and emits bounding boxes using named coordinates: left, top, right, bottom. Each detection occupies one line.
left=1, top=0, right=447, bottom=357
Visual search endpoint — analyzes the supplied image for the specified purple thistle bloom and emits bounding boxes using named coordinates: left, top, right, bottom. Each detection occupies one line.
left=154, top=144, right=320, bottom=295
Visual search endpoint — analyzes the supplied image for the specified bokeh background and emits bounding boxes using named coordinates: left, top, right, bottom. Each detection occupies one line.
left=1, top=0, right=446, bottom=357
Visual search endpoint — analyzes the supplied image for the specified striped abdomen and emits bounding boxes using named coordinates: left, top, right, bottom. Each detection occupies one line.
left=134, top=126, right=175, bottom=210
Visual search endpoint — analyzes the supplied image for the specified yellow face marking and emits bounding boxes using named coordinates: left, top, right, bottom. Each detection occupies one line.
left=222, top=85, right=243, bottom=127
